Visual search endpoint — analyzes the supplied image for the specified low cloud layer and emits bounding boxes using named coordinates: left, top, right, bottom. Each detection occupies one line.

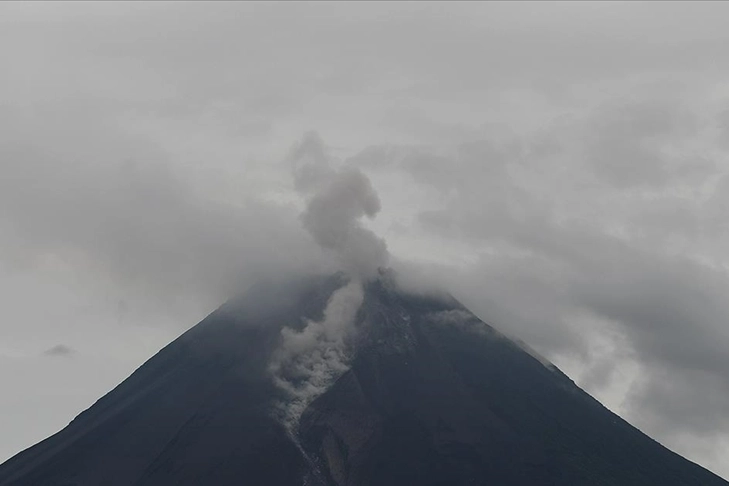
left=0, top=108, right=328, bottom=314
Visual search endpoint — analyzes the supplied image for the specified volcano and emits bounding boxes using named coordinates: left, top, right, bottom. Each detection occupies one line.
left=0, top=272, right=725, bottom=486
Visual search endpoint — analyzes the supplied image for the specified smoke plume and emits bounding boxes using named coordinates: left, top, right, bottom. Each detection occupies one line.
left=291, top=132, right=389, bottom=279
left=269, top=133, right=389, bottom=435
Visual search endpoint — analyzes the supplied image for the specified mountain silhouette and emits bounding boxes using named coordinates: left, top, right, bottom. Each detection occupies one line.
left=0, top=272, right=725, bottom=486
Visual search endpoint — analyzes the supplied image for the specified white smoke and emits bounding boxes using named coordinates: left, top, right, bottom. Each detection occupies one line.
left=269, top=280, right=364, bottom=434
left=269, top=133, right=389, bottom=435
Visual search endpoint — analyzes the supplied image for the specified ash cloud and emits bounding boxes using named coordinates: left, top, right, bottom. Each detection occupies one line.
left=291, top=132, right=389, bottom=280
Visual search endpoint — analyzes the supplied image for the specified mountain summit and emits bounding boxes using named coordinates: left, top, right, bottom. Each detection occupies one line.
left=0, top=272, right=726, bottom=486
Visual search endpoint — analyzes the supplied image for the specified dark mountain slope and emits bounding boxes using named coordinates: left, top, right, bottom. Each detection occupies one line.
left=0, top=272, right=725, bottom=486
left=300, top=278, right=724, bottom=485
left=0, top=274, right=344, bottom=486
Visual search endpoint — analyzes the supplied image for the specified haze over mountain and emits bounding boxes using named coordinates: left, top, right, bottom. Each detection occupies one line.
left=1, top=271, right=726, bottom=486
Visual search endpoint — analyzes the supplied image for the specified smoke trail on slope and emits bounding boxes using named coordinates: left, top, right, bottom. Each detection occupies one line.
left=269, top=279, right=364, bottom=434
left=269, top=132, right=388, bottom=436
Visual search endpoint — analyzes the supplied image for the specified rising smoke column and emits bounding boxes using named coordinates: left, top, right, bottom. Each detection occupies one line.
left=292, top=131, right=389, bottom=280
left=270, top=132, right=389, bottom=435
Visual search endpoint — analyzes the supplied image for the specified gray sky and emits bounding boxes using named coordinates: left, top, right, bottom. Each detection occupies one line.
left=2, top=1, right=729, bottom=478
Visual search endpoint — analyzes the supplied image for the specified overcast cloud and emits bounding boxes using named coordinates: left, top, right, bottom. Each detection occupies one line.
left=2, top=1, right=729, bottom=478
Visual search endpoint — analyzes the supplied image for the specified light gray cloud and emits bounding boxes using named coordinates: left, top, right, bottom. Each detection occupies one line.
left=581, top=100, right=696, bottom=188
left=0, top=107, right=327, bottom=311
left=42, top=344, right=75, bottom=358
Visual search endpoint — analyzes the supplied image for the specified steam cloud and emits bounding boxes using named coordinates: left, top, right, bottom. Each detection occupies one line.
left=269, top=132, right=388, bottom=435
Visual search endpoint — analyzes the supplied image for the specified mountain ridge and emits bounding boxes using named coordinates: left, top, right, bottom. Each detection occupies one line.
left=0, top=272, right=725, bottom=486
